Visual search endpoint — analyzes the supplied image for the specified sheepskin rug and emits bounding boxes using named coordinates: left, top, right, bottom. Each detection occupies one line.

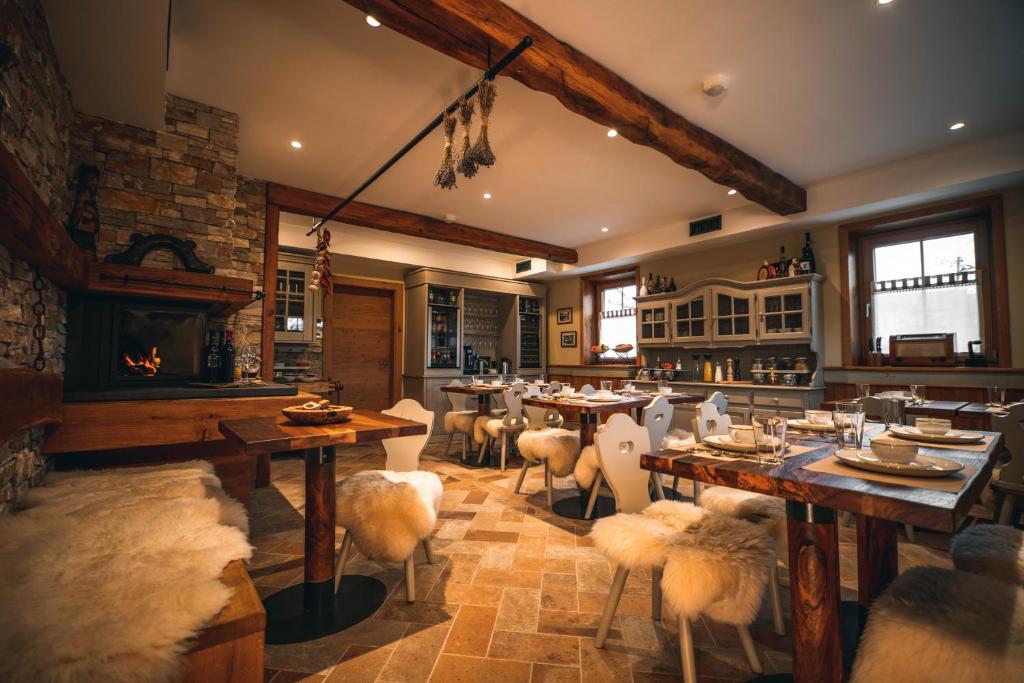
left=698, top=486, right=787, bottom=552
left=851, top=566, right=1024, bottom=683
left=444, top=410, right=477, bottom=435
left=337, top=470, right=442, bottom=563
left=0, top=461, right=252, bottom=683
left=950, top=524, right=1024, bottom=586
left=517, top=428, right=581, bottom=477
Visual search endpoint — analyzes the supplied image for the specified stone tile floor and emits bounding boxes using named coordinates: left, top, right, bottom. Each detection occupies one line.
left=252, top=440, right=954, bottom=683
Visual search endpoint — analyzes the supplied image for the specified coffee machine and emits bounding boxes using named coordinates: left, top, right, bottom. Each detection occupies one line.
left=463, top=345, right=476, bottom=372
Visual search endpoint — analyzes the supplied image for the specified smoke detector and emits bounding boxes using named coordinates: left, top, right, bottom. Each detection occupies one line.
left=702, top=73, right=731, bottom=97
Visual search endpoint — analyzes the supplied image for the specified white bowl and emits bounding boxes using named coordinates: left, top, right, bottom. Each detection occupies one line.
left=729, top=425, right=756, bottom=444
left=805, top=409, right=832, bottom=425
left=870, top=435, right=918, bottom=464
left=916, top=418, right=951, bottom=435
left=658, top=386, right=673, bottom=395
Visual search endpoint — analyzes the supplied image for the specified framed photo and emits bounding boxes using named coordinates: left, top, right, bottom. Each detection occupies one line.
left=556, top=307, right=573, bottom=325
left=560, top=331, right=577, bottom=348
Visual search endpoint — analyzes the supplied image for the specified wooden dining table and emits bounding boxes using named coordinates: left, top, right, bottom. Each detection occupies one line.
left=640, top=424, right=1003, bottom=683
left=219, top=409, right=427, bottom=644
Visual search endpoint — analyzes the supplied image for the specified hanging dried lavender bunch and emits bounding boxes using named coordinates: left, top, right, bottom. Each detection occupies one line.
left=455, top=95, right=478, bottom=178
left=433, top=108, right=457, bottom=190
left=468, top=77, right=497, bottom=167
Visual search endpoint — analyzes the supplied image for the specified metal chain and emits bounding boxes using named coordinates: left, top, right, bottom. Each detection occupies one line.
left=30, top=268, right=47, bottom=372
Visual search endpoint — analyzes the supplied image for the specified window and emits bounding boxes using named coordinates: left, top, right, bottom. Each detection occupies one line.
left=598, top=283, right=637, bottom=356
left=275, top=251, right=321, bottom=342
left=841, top=195, right=1010, bottom=366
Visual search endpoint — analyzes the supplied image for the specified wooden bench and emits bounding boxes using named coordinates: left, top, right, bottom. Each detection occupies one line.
left=183, top=560, right=266, bottom=683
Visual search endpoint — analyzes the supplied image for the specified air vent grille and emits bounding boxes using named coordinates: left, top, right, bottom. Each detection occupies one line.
left=515, top=259, right=533, bottom=273
left=689, top=215, right=722, bottom=237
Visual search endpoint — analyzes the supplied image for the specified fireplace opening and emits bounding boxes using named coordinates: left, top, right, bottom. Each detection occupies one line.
left=113, top=304, right=204, bottom=382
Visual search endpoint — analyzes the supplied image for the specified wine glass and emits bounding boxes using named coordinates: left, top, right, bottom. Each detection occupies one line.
left=239, top=344, right=260, bottom=384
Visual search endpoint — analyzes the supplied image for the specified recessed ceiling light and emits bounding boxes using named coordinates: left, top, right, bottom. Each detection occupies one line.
left=949, top=121, right=966, bottom=131
left=366, top=15, right=381, bottom=27
left=601, top=226, right=609, bottom=232
left=607, top=128, right=618, bottom=138
left=482, top=192, right=492, bottom=200
left=877, top=0, right=893, bottom=5
left=290, top=140, right=302, bottom=149
left=727, top=189, right=737, bottom=196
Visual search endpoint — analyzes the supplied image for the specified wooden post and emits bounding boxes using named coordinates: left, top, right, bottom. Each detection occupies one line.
left=856, top=515, right=899, bottom=610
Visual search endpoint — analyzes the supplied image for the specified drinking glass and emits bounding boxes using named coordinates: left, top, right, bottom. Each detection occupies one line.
left=600, top=380, right=613, bottom=392
left=239, top=344, right=260, bottom=384
left=880, top=397, right=903, bottom=429
left=832, top=407, right=866, bottom=450
left=856, top=383, right=872, bottom=399
left=754, top=416, right=787, bottom=465
left=988, top=387, right=1006, bottom=407
left=909, top=384, right=926, bottom=403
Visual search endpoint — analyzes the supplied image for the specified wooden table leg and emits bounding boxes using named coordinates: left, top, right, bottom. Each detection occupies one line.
left=786, top=501, right=842, bottom=683
left=304, top=446, right=336, bottom=608
left=477, top=394, right=491, bottom=416
left=254, top=452, right=271, bottom=488
left=578, top=411, right=598, bottom=446
left=856, top=515, right=898, bottom=611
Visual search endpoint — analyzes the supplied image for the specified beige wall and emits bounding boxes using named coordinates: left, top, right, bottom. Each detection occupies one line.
left=546, top=186, right=1024, bottom=369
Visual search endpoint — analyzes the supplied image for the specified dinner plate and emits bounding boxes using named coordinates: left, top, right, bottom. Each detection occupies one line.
left=834, top=449, right=964, bottom=477
left=888, top=426, right=984, bottom=445
left=703, top=434, right=784, bottom=454
left=788, top=419, right=835, bottom=432
left=584, top=394, right=624, bottom=403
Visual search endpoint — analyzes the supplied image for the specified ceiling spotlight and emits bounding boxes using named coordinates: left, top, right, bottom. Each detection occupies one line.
left=365, top=15, right=381, bottom=27
left=607, top=128, right=618, bottom=138
left=290, top=140, right=302, bottom=149
left=601, top=226, right=609, bottom=232
left=949, top=121, right=966, bottom=131
left=482, top=192, right=492, bottom=200
left=727, top=189, right=737, bottom=196
left=877, top=0, right=893, bottom=5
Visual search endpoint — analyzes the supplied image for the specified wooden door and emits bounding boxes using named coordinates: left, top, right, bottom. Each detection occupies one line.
left=326, top=282, right=402, bottom=411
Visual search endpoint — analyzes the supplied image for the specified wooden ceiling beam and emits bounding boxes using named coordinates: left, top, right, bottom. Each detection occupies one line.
left=267, top=183, right=578, bottom=264
left=344, top=0, right=806, bottom=216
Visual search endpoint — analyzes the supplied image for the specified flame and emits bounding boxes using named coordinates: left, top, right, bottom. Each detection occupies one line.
left=123, top=346, right=161, bottom=376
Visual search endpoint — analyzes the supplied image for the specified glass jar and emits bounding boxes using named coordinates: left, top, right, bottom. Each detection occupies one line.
left=765, top=357, right=777, bottom=371
left=782, top=372, right=797, bottom=386
left=751, top=358, right=763, bottom=372
left=794, top=357, right=808, bottom=372
left=778, top=356, right=794, bottom=370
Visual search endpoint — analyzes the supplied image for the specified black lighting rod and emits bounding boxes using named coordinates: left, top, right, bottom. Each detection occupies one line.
left=305, top=36, right=533, bottom=237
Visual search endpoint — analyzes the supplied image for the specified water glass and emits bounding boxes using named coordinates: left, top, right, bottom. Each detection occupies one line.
left=832, top=409, right=866, bottom=450
left=601, top=380, right=613, bottom=392
left=754, top=416, right=787, bottom=465
left=909, top=384, right=926, bottom=403
left=880, top=397, right=903, bottom=428
left=988, top=387, right=1006, bottom=406
left=856, top=383, right=871, bottom=399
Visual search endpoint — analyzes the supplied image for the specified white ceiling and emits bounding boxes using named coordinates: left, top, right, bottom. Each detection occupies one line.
left=46, top=0, right=1024, bottom=255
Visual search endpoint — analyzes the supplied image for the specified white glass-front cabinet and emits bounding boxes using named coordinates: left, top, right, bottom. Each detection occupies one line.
left=638, top=302, right=671, bottom=344
left=671, top=289, right=710, bottom=344
left=711, top=287, right=757, bottom=343
left=275, top=252, right=321, bottom=343
left=758, top=285, right=811, bottom=341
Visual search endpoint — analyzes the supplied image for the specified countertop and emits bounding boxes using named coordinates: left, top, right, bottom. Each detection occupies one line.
left=632, top=379, right=823, bottom=392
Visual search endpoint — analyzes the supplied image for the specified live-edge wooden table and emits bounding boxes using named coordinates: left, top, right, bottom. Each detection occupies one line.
left=523, top=392, right=701, bottom=519
left=219, top=409, right=427, bottom=644
left=641, top=425, right=1002, bottom=683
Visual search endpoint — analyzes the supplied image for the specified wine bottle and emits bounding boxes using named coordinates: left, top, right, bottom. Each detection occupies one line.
left=204, top=331, right=221, bottom=383
left=219, top=330, right=235, bottom=383
left=800, top=232, right=816, bottom=273
left=777, top=245, right=787, bottom=278
left=667, top=277, right=677, bottom=292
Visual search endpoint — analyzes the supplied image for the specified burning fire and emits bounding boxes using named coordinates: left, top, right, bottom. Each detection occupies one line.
left=123, top=346, right=161, bottom=376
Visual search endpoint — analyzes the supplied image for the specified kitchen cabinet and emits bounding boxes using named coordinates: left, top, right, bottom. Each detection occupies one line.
left=758, top=285, right=811, bottom=341
left=711, top=287, right=757, bottom=344
left=274, top=251, right=321, bottom=343
left=671, top=289, right=710, bottom=344
left=639, top=302, right=672, bottom=344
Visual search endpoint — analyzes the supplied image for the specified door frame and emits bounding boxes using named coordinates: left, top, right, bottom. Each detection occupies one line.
left=323, top=276, right=405, bottom=407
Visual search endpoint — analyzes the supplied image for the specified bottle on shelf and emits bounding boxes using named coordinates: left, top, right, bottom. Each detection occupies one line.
left=675, top=357, right=682, bottom=370
left=800, top=232, right=816, bottom=274
left=726, top=357, right=734, bottom=382
left=714, top=361, right=723, bottom=383
left=638, top=278, right=649, bottom=297
left=667, top=277, right=677, bottom=292
left=219, top=330, right=235, bottom=383
left=204, top=331, right=221, bottom=383
left=702, top=355, right=713, bottom=383
left=777, top=245, right=787, bottom=278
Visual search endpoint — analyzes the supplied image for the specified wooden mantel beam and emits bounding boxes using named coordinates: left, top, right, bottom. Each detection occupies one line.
left=344, top=0, right=806, bottom=216
left=267, top=183, right=578, bottom=264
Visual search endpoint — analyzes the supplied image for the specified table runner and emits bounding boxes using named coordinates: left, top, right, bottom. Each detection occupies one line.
left=801, top=455, right=977, bottom=492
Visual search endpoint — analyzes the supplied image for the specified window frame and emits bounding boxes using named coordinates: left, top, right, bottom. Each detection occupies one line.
left=839, top=194, right=1009, bottom=367
left=595, top=280, right=638, bottom=361
left=579, top=267, right=640, bottom=366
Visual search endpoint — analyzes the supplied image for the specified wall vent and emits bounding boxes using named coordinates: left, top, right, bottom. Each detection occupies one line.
left=689, top=215, right=722, bottom=237
left=515, top=259, right=533, bottom=273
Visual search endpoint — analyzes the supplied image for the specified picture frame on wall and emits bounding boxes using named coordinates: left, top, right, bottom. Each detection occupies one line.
left=560, top=331, right=577, bottom=348
left=556, top=307, right=573, bottom=324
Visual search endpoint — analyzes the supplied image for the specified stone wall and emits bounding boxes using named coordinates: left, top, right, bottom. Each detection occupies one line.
left=0, top=0, right=74, bottom=511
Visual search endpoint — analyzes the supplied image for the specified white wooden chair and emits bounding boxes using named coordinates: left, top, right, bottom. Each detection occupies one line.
left=545, top=380, right=562, bottom=395
left=442, top=379, right=476, bottom=460
left=688, top=401, right=733, bottom=504
left=706, top=390, right=728, bottom=416
left=579, top=383, right=597, bottom=395
left=473, top=385, right=528, bottom=471
left=992, top=403, right=1024, bottom=526
left=335, top=399, right=438, bottom=602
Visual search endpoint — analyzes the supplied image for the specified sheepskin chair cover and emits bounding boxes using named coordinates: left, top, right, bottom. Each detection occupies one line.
left=662, top=427, right=696, bottom=450
left=950, top=524, right=1024, bottom=586
left=517, top=428, right=581, bottom=477
left=661, top=508, right=776, bottom=625
left=337, top=470, right=442, bottom=563
left=698, top=486, right=786, bottom=552
left=0, top=461, right=252, bottom=683
left=850, top=566, right=1024, bottom=683
left=444, top=410, right=477, bottom=435
left=590, top=500, right=707, bottom=570
left=473, top=415, right=529, bottom=443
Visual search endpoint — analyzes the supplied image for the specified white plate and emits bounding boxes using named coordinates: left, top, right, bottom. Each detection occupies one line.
left=703, top=434, right=784, bottom=454
left=888, top=426, right=984, bottom=445
left=788, top=419, right=835, bottom=432
left=834, top=449, right=964, bottom=477
left=586, top=394, right=625, bottom=403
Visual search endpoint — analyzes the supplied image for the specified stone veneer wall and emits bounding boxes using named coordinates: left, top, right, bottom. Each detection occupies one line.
left=0, top=0, right=74, bottom=512
left=70, top=94, right=266, bottom=350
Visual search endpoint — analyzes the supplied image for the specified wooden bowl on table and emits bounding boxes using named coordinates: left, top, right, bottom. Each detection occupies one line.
left=282, top=403, right=353, bottom=425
